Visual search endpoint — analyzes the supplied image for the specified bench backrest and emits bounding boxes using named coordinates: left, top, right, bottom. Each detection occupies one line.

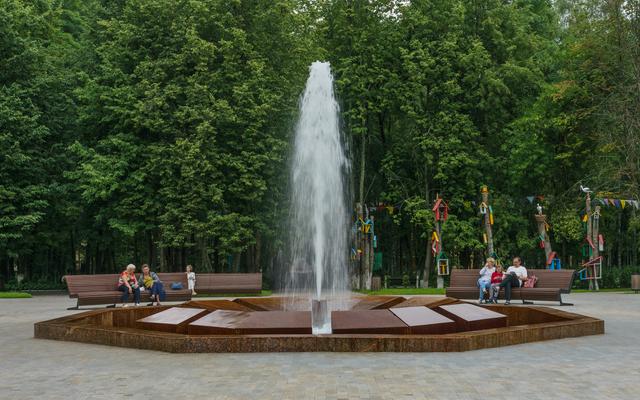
left=449, top=269, right=574, bottom=292
left=64, top=274, right=119, bottom=295
left=64, top=272, right=190, bottom=296
left=195, top=273, right=262, bottom=290
left=156, top=272, right=188, bottom=286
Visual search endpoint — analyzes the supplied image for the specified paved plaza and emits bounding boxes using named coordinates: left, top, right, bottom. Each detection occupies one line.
left=1, top=293, right=638, bottom=400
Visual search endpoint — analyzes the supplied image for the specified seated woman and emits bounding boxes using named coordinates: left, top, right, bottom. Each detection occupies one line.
left=489, top=264, right=505, bottom=303
left=118, top=264, right=140, bottom=307
left=477, top=257, right=496, bottom=304
left=139, top=264, right=165, bottom=306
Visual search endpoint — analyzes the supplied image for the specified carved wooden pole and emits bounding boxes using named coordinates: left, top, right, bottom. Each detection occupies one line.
left=584, top=193, right=600, bottom=290
left=591, top=204, right=601, bottom=291
left=435, top=214, right=444, bottom=289
left=481, top=186, right=494, bottom=257
left=534, top=213, right=553, bottom=265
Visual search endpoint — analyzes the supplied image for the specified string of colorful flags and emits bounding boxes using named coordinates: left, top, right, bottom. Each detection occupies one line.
left=364, top=202, right=404, bottom=215
left=596, top=198, right=640, bottom=209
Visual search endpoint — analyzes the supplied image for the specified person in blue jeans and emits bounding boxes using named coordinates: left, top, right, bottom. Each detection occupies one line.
left=477, top=257, right=496, bottom=304
left=139, top=264, right=165, bottom=306
left=118, top=264, right=140, bottom=307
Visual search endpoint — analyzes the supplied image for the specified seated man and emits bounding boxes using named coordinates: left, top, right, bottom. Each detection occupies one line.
left=498, top=257, right=527, bottom=305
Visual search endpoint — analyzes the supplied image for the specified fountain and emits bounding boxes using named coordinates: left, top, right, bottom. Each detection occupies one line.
left=285, top=61, right=351, bottom=334
left=34, top=63, right=605, bottom=354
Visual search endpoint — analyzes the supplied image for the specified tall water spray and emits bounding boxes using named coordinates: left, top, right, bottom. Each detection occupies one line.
left=286, top=62, right=351, bottom=333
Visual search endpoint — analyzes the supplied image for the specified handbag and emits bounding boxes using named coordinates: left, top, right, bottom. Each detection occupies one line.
left=523, top=275, right=538, bottom=288
left=170, top=282, right=183, bottom=290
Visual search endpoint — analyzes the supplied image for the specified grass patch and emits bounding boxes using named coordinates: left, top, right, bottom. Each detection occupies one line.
left=573, top=288, right=634, bottom=293
left=0, top=292, right=32, bottom=298
left=194, top=290, right=272, bottom=298
left=358, top=288, right=446, bottom=296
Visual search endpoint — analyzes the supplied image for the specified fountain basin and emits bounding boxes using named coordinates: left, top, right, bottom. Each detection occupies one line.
left=34, top=296, right=603, bottom=352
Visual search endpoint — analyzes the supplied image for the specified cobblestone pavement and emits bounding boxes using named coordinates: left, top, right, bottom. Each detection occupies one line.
left=0, top=293, right=638, bottom=400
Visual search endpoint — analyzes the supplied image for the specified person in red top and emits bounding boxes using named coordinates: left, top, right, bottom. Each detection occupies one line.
left=488, top=264, right=505, bottom=303
left=118, top=264, right=140, bottom=307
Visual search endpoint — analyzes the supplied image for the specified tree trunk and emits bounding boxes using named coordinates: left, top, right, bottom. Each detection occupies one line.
left=421, top=167, right=431, bottom=288
left=255, top=233, right=262, bottom=273
left=423, top=236, right=432, bottom=288
left=617, top=211, right=622, bottom=267
left=233, top=253, right=241, bottom=273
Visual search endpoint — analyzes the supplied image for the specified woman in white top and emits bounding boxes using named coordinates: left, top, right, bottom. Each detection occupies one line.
left=186, top=264, right=197, bottom=295
left=477, top=257, right=496, bottom=303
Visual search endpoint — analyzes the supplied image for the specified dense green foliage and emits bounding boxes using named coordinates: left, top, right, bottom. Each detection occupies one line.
left=1, top=0, right=638, bottom=289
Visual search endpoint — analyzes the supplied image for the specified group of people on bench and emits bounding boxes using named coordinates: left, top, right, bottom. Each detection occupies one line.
left=118, top=264, right=197, bottom=307
left=477, top=257, right=528, bottom=305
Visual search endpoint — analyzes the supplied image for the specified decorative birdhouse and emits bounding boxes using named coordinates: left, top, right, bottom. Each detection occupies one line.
left=437, top=258, right=450, bottom=276
left=432, top=197, right=449, bottom=222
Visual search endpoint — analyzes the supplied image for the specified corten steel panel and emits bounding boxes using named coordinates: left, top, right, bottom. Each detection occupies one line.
left=188, top=310, right=251, bottom=335
left=351, top=296, right=406, bottom=310
left=137, top=307, right=208, bottom=334
left=236, top=311, right=312, bottom=335
left=181, top=300, right=251, bottom=312
left=233, top=297, right=288, bottom=311
left=391, top=297, right=458, bottom=309
left=436, top=303, right=507, bottom=332
left=188, top=310, right=312, bottom=335
left=331, top=310, right=408, bottom=334
left=390, top=307, right=457, bottom=334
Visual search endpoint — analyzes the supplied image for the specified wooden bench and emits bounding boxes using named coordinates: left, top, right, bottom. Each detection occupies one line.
left=445, top=269, right=575, bottom=305
left=194, top=273, right=262, bottom=294
left=64, top=273, right=192, bottom=310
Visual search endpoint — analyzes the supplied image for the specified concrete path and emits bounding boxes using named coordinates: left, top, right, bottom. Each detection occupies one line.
left=0, top=293, right=638, bottom=400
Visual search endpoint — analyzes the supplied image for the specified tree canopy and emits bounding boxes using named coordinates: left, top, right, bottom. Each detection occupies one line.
left=1, top=0, right=638, bottom=289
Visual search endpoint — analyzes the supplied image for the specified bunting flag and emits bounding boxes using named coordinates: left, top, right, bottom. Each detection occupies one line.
left=582, top=214, right=588, bottom=222
left=596, top=198, right=639, bottom=209
left=369, top=202, right=402, bottom=214
left=526, top=196, right=535, bottom=204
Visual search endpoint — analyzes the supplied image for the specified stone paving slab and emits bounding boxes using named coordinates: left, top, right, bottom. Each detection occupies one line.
left=1, top=293, right=639, bottom=399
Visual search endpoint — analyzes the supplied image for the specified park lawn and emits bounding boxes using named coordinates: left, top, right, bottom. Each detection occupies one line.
left=0, top=292, right=32, bottom=298
left=194, top=290, right=272, bottom=298
left=572, top=288, right=633, bottom=293
left=358, top=288, right=446, bottom=296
